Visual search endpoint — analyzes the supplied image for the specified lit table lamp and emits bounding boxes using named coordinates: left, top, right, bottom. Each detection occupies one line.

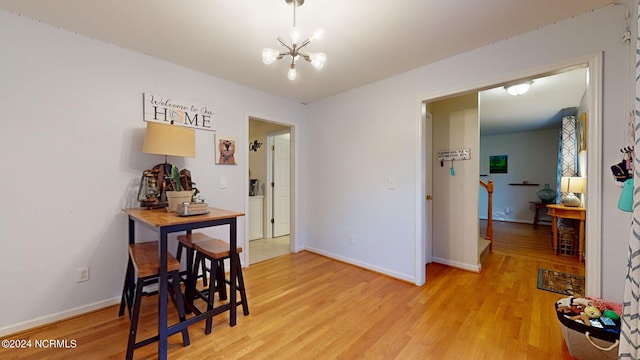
left=560, top=176, right=585, bottom=207
left=138, top=122, right=195, bottom=208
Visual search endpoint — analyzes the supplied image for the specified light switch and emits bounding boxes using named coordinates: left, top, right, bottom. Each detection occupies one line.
left=388, top=177, right=396, bottom=189
left=219, top=177, right=228, bottom=189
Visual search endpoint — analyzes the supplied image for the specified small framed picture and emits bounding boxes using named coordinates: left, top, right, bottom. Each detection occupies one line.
left=578, top=112, right=587, bottom=152
left=489, top=155, right=508, bottom=174
left=215, top=134, right=237, bottom=165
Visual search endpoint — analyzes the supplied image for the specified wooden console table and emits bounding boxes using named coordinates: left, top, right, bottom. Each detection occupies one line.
left=546, top=204, right=586, bottom=262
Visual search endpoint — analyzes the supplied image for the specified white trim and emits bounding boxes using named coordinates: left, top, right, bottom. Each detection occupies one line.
left=431, top=257, right=481, bottom=273
left=0, top=297, right=120, bottom=337
left=585, top=52, right=603, bottom=298
left=415, top=101, right=426, bottom=285
left=304, top=247, right=416, bottom=283
left=266, top=135, right=274, bottom=239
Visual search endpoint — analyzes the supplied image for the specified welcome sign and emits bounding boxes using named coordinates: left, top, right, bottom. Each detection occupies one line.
left=143, top=92, right=217, bottom=131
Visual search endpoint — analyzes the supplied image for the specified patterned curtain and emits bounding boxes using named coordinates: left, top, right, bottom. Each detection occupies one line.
left=555, top=115, right=578, bottom=254
left=556, top=115, right=578, bottom=202
left=619, top=2, right=640, bottom=357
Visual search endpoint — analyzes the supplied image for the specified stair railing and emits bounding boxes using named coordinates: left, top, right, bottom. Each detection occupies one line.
left=479, top=179, right=494, bottom=252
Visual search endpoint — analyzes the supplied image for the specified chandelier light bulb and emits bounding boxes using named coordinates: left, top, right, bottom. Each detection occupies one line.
left=287, top=67, right=297, bottom=80
left=309, top=28, right=325, bottom=43
left=309, top=52, right=326, bottom=69
left=262, top=48, right=280, bottom=65
left=290, top=27, right=301, bottom=45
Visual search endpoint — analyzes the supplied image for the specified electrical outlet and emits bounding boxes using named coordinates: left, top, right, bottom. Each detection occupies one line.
left=77, top=267, right=89, bottom=282
left=349, top=234, right=355, bottom=245
left=388, top=177, right=396, bottom=189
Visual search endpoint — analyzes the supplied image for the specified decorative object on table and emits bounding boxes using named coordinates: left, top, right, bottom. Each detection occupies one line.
left=489, top=155, right=508, bottom=174
left=618, top=178, right=634, bottom=212
left=215, top=134, right=237, bottom=165
left=165, top=191, right=193, bottom=213
left=537, top=268, right=585, bottom=296
left=537, top=183, right=556, bottom=203
left=138, top=121, right=195, bottom=209
left=561, top=176, right=585, bottom=207
left=249, top=139, right=263, bottom=152
left=262, top=0, right=327, bottom=81
left=137, top=169, right=162, bottom=208
left=176, top=202, right=209, bottom=216
left=165, top=165, right=195, bottom=212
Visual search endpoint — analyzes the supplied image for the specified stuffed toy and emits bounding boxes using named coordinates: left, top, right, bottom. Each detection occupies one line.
left=570, top=312, right=592, bottom=325
left=584, top=306, right=601, bottom=318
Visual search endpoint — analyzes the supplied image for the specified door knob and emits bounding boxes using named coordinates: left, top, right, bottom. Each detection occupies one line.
left=426, top=195, right=433, bottom=200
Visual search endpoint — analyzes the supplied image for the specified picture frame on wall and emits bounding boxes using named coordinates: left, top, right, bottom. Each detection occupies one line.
left=578, top=112, right=587, bottom=152
left=215, top=134, right=237, bottom=165
left=489, top=155, right=508, bottom=174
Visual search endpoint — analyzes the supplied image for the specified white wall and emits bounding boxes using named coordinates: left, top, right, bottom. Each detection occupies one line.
left=480, top=128, right=560, bottom=223
left=304, top=3, right=633, bottom=300
left=431, top=94, right=480, bottom=270
left=0, top=10, right=305, bottom=334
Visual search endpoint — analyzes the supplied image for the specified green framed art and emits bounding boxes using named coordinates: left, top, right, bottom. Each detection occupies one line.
left=489, top=155, right=508, bottom=174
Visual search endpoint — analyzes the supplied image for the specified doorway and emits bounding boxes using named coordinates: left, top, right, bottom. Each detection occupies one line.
left=248, top=117, right=293, bottom=264
left=419, top=54, right=602, bottom=296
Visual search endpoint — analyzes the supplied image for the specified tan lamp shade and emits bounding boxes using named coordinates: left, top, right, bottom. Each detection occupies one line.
left=142, top=121, right=195, bottom=158
left=560, top=176, right=585, bottom=194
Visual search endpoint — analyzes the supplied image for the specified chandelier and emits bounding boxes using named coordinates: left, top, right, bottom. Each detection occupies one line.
left=262, top=0, right=326, bottom=80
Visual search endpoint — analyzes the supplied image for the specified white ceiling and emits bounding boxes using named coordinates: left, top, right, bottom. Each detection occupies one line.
left=479, top=68, right=588, bottom=135
left=0, top=0, right=606, bottom=133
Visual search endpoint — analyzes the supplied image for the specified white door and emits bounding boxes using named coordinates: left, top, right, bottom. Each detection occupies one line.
left=424, top=110, right=433, bottom=265
left=272, top=133, right=291, bottom=237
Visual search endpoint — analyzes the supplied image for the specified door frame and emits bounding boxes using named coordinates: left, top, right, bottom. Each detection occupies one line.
left=416, top=52, right=603, bottom=297
left=245, top=114, right=298, bottom=266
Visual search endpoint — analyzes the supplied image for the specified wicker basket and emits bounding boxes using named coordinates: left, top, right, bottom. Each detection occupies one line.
left=555, top=300, right=620, bottom=360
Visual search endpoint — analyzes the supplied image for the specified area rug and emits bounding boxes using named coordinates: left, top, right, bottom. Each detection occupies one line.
left=537, top=268, right=585, bottom=296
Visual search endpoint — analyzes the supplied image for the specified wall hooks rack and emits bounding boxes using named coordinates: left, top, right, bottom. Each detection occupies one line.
left=437, top=149, right=470, bottom=161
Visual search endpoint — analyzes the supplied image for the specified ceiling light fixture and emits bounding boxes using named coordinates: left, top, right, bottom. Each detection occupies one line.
left=262, top=0, right=326, bottom=80
left=504, top=81, right=533, bottom=96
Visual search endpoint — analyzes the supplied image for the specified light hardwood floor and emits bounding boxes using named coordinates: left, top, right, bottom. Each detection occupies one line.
left=485, top=220, right=584, bottom=271
left=1, top=223, right=581, bottom=359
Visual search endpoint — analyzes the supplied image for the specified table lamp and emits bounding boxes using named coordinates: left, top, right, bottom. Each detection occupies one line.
left=560, top=176, right=585, bottom=207
left=138, top=122, right=195, bottom=208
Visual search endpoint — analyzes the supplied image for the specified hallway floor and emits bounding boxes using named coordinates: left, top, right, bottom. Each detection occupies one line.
left=249, top=235, right=290, bottom=264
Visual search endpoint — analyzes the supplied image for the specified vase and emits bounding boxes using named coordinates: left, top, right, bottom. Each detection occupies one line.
left=165, top=190, right=193, bottom=212
left=537, top=183, right=556, bottom=203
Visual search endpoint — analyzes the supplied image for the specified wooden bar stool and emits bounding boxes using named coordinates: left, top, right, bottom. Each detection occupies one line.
left=191, top=235, right=249, bottom=334
left=176, top=232, right=215, bottom=304
left=119, top=241, right=190, bottom=360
